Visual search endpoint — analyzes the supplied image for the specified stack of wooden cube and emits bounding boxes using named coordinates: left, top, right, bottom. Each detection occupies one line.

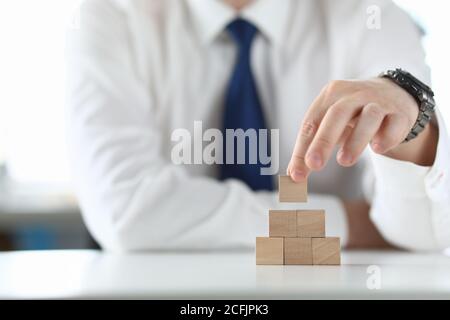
left=256, top=176, right=341, bottom=265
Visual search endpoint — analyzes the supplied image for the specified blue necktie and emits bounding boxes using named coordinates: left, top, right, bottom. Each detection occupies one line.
left=220, top=19, right=274, bottom=191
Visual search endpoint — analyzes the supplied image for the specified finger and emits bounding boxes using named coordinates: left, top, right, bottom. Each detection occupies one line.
left=288, top=87, right=331, bottom=181
left=305, top=96, right=364, bottom=171
left=288, top=80, right=351, bottom=181
left=371, top=113, right=410, bottom=154
left=337, top=103, right=386, bottom=167
left=287, top=120, right=317, bottom=181
left=337, top=116, right=358, bottom=146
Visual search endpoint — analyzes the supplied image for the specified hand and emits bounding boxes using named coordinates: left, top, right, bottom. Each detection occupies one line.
left=287, top=78, right=437, bottom=181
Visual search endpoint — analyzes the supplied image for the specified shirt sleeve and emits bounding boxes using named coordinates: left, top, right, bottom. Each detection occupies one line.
left=347, top=0, right=450, bottom=251
left=65, top=0, right=263, bottom=252
left=364, top=110, right=450, bottom=251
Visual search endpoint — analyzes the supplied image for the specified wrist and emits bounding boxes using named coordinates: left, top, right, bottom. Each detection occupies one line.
left=384, top=120, right=438, bottom=166
left=376, top=69, right=438, bottom=166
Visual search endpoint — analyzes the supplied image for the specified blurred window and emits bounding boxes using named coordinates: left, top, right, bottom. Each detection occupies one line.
left=0, top=0, right=80, bottom=186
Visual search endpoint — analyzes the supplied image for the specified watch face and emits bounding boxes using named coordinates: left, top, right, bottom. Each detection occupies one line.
left=397, top=69, right=433, bottom=93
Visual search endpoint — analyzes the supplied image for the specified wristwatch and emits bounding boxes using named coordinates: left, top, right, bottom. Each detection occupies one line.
left=380, top=68, right=436, bottom=142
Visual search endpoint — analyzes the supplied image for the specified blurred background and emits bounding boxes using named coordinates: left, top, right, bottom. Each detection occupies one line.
left=0, top=0, right=448, bottom=251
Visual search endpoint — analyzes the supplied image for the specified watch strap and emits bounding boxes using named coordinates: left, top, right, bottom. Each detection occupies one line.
left=380, top=69, right=436, bottom=142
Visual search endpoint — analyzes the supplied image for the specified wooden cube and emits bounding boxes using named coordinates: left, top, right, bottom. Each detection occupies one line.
left=278, top=176, right=307, bottom=203
left=284, top=238, right=312, bottom=265
left=312, top=237, right=341, bottom=265
left=269, top=210, right=297, bottom=237
left=297, top=210, right=325, bottom=238
left=256, top=237, right=284, bottom=265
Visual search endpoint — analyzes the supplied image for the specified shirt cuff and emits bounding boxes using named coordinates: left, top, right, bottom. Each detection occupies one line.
left=424, top=110, right=450, bottom=203
left=369, top=151, right=429, bottom=197
left=369, top=109, right=450, bottom=201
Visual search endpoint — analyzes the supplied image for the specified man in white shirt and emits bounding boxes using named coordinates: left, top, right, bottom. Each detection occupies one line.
left=66, top=0, right=450, bottom=252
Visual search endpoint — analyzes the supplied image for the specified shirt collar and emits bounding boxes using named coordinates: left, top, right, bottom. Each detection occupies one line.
left=187, top=0, right=235, bottom=45
left=187, top=0, right=291, bottom=46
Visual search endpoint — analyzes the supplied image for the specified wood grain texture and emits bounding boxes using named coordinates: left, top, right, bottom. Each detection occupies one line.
left=312, top=237, right=341, bottom=265
left=256, top=237, right=284, bottom=265
left=297, top=210, right=325, bottom=238
left=284, top=238, right=312, bottom=265
left=278, top=176, right=307, bottom=203
left=269, top=210, right=297, bottom=237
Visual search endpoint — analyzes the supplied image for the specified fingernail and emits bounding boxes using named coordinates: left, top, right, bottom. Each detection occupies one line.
left=293, top=170, right=306, bottom=181
left=307, top=152, right=323, bottom=168
left=339, top=151, right=353, bottom=165
left=372, top=143, right=383, bottom=153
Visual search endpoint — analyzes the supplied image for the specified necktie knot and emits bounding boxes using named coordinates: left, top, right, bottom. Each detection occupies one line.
left=226, top=18, right=258, bottom=49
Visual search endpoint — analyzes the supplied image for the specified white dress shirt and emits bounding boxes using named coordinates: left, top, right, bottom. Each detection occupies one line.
left=66, top=0, right=450, bottom=252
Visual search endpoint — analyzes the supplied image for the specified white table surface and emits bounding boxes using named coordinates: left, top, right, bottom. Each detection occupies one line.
left=1, top=249, right=450, bottom=299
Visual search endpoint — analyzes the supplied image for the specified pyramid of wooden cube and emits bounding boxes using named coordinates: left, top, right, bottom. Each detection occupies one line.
left=256, top=176, right=341, bottom=265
